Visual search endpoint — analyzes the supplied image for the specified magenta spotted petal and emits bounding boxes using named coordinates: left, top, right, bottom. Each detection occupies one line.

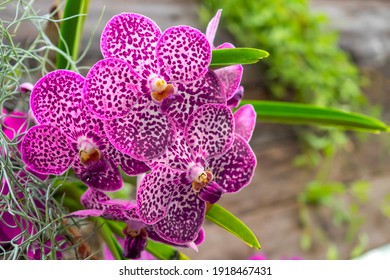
left=227, top=86, right=244, bottom=109
left=101, top=13, right=161, bottom=79
left=185, top=104, right=234, bottom=159
left=165, top=70, right=225, bottom=129
left=107, top=145, right=150, bottom=175
left=149, top=131, right=193, bottom=171
left=234, top=104, right=256, bottom=142
left=104, top=95, right=175, bottom=161
left=153, top=184, right=206, bottom=245
left=72, top=156, right=123, bottom=192
left=157, top=26, right=211, bottom=83
left=137, top=165, right=180, bottom=224
left=205, top=134, right=256, bottom=193
left=215, top=64, right=243, bottom=100
left=31, top=70, right=84, bottom=139
left=21, top=125, right=74, bottom=175
left=84, top=58, right=142, bottom=120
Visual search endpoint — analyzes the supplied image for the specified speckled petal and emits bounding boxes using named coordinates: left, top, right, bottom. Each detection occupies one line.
left=101, top=13, right=161, bottom=79
left=21, top=125, right=74, bottom=175
left=31, top=70, right=84, bottom=139
left=165, top=70, right=225, bottom=129
left=148, top=131, right=193, bottom=171
left=205, top=9, right=222, bottom=47
left=72, top=156, right=122, bottom=191
left=157, top=26, right=211, bottom=83
left=79, top=189, right=139, bottom=221
left=84, top=58, right=142, bottom=120
left=234, top=104, right=256, bottom=142
left=106, top=142, right=150, bottom=175
left=136, top=165, right=180, bottom=224
left=185, top=104, right=234, bottom=159
left=215, top=65, right=243, bottom=100
left=205, top=134, right=256, bottom=193
left=227, top=86, right=244, bottom=109
left=104, top=95, right=175, bottom=161
left=80, top=188, right=110, bottom=209
left=153, top=184, right=206, bottom=245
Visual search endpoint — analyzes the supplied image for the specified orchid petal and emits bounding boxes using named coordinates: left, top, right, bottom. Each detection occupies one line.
left=185, top=104, right=234, bottom=159
left=136, top=165, right=180, bottom=224
left=205, top=134, right=256, bottom=193
left=104, top=95, right=175, bottom=161
left=21, top=125, right=74, bottom=175
left=153, top=184, right=206, bottom=245
left=216, top=42, right=235, bottom=49
left=205, top=9, right=222, bottom=47
left=105, top=142, right=150, bottom=175
left=165, top=70, right=225, bottom=129
left=80, top=189, right=138, bottom=221
left=101, top=13, right=161, bottom=79
left=2, top=110, right=28, bottom=140
left=31, top=70, right=84, bottom=140
left=114, top=152, right=151, bottom=176
left=215, top=64, right=243, bottom=100
left=157, top=26, right=211, bottom=83
left=234, top=104, right=256, bottom=142
left=148, top=131, right=193, bottom=172
left=227, top=86, right=244, bottom=109
left=70, top=209, right=105, bottom=218
left=72, top=156, right=123, bottom=192
left=84, top=58, right=142, bottom=120
left=19, top=82, right=34, bottom=93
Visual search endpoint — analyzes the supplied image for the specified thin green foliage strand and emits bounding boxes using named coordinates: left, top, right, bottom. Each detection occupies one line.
left=0, top=0, right=86, bottom=260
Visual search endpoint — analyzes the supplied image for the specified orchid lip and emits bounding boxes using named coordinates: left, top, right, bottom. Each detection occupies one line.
left=150, top=77, right=176, bottom=103
left=77, top=136, right=101, bottom=165
left=189, top=163, right=214, bottom=193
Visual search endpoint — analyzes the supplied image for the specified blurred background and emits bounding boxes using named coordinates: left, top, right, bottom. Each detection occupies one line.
left=2, top=0, right=390, bottom=259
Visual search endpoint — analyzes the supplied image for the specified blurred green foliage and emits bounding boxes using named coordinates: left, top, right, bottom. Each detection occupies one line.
left=298, top=179, right=370, bottom=259
left=200, top=0, right=376, bottom=166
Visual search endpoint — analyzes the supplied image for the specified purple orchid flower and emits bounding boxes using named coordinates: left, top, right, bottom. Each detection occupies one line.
left=21, top=70, right=149, bottom=191
left=71, top=189, right=205, bottom=259
left=206, top=9, right=244, bottom=108
left=136, top=104, right=257, bottom=245
left=83, top=13, right=225, bottom=161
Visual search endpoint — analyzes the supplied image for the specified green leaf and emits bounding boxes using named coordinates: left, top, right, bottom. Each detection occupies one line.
left=98, top=218, right=126, bottom=260
left=210, top=48, right=269, bottom=66
left=241, top=100, right=390, bottom=133
left=206, top=204, right=260, bottom=249
left=56, top=0, right=90, bottom=69
left=146, top=240, right=190, bottom=260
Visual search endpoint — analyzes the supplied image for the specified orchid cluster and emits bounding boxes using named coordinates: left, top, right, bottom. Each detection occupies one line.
left=18, top=11, right=257, bottom=259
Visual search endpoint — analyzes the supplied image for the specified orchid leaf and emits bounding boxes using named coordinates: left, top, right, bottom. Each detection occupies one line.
left=146, top=240, right=190, bottom=260
left=241, top=100, right=389, bottom=133
left=206, top=204, right=260, bottom=249
left=98, top=218, right=126, bottom=260
left=56, top=0, right=90, bottom=69
left=210, top=48, right=269, bottom=66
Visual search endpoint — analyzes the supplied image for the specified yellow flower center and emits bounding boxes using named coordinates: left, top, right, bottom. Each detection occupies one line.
left=192, top=170, right=213, bottom=193
left=77, top=136, right=101, bottom=166
left=150, top=77, right=175, bottom=102
left=79, top=148, right=101, bottom=165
